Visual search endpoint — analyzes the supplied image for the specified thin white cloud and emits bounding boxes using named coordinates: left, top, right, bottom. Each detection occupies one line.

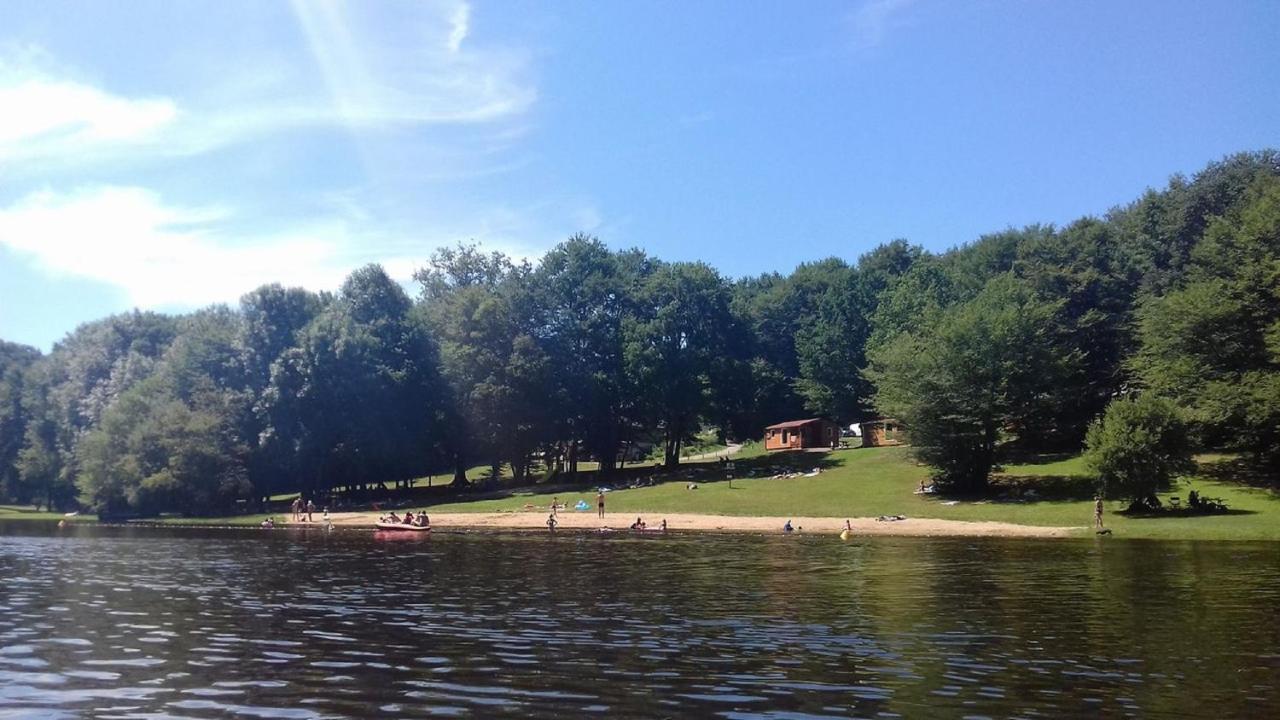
left=447, top=2, right=471, bottom=53
left=0, top=0, right=533, bottom=170
left=851, top=0, right=918, bottom=48
left=0, top=63, right=177, bottom=161
left=0, top=186, right=343, bottom=307
left=287, top=0, right=533, bottom=126
left=0, top=185, right=563, bottom=308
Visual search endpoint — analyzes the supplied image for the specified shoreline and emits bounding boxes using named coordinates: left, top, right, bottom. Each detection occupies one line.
left=301, top=511, right=1082, bottom=538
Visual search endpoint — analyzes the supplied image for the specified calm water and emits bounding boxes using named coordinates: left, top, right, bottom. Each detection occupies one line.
left=1, top=523, right=1278, bottom=719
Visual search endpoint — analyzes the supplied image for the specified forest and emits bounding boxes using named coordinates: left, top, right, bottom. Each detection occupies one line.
left=1, top=150, right=1277, bottom=516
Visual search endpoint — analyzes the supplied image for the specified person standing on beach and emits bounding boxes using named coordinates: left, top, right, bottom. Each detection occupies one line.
left=551, top=496, right=558, bottom=518
left=1094, top=496, right=1105, bottom=528
left=306, top=499, right=315, bottom=522
left=597, top=490, right=606, bottom=519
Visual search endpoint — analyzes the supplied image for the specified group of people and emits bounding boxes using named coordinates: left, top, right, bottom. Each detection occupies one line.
left=782, top=519, right=853, bottom=535
left=629, top=517, right=667, bottom=532
left=290, top=497, right=321, bottom=522
left=381, top=510, right=430, bottom=527
left=259, top=513, right=331, bottom=529
left=260, top=498, right=331, bottom=529
left=543, top=508, right=668, bottom=533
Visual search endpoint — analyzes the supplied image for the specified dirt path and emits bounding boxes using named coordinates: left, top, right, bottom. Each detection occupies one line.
left=681, top=443, right=743, bottom=463
left=325, top=510, right=1079, bottom=538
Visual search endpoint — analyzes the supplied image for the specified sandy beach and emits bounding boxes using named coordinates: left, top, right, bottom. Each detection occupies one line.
left=320, top=511, right=1080, bottom=538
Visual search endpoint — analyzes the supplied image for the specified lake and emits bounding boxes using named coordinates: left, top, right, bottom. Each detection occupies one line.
left=1, top=522, right=1278, bottom=718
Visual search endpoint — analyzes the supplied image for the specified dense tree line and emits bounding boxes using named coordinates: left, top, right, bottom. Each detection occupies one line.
left=0, top=150, right=1275, bottom=514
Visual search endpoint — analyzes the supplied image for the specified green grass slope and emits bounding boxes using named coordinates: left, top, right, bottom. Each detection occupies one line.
left=429, top=446, right=1280, bottom=541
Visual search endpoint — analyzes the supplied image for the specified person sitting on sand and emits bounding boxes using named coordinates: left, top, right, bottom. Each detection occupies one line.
left=660, top=518, right=668, bottom=532
left=631, top=517, right=646, bottom=531
left=783, top=520, right=794, bottom=534
left=261, top=517, right=274, bottom=528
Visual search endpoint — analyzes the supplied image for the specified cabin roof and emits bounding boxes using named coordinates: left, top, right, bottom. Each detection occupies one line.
left=765, top=418, right=826, bottom=430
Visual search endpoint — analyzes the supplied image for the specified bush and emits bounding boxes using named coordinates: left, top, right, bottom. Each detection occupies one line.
left=1084, top=395, right=1194, bottom=504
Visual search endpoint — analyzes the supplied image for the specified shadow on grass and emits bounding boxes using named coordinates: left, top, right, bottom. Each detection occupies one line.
left=998, top=452, right=1079, bottom=467
left=414, top=450, right=844, bottom=507
left=602, top=450, right=841, bottom=489
left=1195, top=456, right=1279, bottom=490
left=1120, top=507, right=1258, bottom=520
left=0, top=505, right=55, bottom=516
left=985, top=473, right=1098, bottom=502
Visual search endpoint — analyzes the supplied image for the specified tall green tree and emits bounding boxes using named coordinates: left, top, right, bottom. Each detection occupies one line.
left=1014, top=218, right=1143, bottom=448
left=417, top=245, right=539, bottom=483
left=77, top=374, right=252, bottom=517
left=266, top=265, right=446, bottom=498
left=870, top=275, right=1078, bottom=492
left=532, top=236, right=652, bottom=474
left=1133, top=173, right=1280, bottom=471
left=0, top=342, right=41, bottom=503
left=75, top=307, right=255, bottom=515
left=626, top=262, right=739, bottom=467
left=794, top=241, right=924, bottom=422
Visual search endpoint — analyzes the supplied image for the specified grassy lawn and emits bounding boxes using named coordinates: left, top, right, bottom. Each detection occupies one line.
left=155, top=513, right=277, bottom=527
left=64, top=444, right=1280, bottom=541
left=425, top=446, right=1280, bottom=541
left=0, top=504, right=87, bottom=522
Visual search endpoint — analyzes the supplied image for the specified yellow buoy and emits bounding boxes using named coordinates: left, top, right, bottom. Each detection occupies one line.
left=839, top=529, right=850, bottom=541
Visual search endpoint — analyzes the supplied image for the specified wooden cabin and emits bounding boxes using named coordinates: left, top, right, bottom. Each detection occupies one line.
left=764, top=418, right=839, bottom=451
left=861, top=419, right=905, bottom=447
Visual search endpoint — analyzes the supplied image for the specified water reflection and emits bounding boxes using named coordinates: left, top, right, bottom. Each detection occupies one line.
left=1, top=522, right=1277, bottom=718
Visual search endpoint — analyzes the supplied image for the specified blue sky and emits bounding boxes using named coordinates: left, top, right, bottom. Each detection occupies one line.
left=1, top=0, right=1277, bottom=351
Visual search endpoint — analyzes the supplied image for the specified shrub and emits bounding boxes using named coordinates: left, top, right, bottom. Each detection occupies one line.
left=1084, top=395, right=1195, bottom=505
